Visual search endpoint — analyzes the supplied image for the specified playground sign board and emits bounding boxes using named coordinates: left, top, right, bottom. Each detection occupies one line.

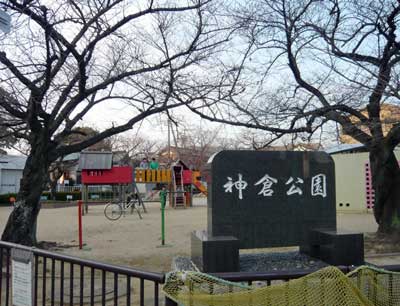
left=206, top=150, right=336, bottom=249
left=81, top=166, right=133, bottom=184
left=11, top=248, right=34, bottom=306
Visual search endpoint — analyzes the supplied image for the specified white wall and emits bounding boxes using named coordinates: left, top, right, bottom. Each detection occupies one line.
left=0, top=169, right=22, bottom=194
left=332, top=150, right=400, bottom=212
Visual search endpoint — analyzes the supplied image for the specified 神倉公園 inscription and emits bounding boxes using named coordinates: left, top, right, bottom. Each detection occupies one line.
left=223, top=173, right=327, bottom=200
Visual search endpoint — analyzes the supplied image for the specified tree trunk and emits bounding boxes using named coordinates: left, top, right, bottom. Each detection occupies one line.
left=1, top=143, right=49, bottom=246
left=50, top=179, right=57, bottom=200
left=370, top=144, right=400, bottom=235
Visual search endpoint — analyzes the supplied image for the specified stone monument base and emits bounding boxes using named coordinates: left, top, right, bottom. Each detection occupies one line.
left=300, top=228, right=364, bottom=266
left=191, top=230, right=239, bottom=273
left=191, top=227, right=364, bottom=273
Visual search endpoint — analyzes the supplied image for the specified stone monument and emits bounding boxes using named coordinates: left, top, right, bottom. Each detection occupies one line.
left=191, top=150, right=363, bottom=272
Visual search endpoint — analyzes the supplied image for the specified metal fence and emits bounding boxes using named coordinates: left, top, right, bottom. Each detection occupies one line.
left=0, top=241, right=164, bottom=306
left=56, top=185, right=82, bottom=192
left=56, top=185, right=117, bottom=193
left=1, top=240, right=400, bottom=306
left=211, top=264, right=400, bottom=284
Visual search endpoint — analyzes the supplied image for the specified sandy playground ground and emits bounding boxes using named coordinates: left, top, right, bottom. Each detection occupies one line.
left=0, top=197, right=397, bottom=273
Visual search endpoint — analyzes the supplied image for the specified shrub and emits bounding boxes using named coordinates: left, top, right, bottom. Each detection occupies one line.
left=0, top=193, right=17, bottom=205
left=0, top=190, right=116, bottom=204
left=41, top=191, right=81, bottom=201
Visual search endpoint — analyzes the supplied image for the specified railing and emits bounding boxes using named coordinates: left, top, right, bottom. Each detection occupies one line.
left=135, top=169, right=171, bottom=183
left=0, top=241, right=164, bottom=306
left=1, top=239, right=400, bottom=306
left=216, top=264, right=400, bottom=283
left=56, top=185, right=82, bottom=192
left=212, top=266, right=350, bottom=286
left=165, top=265, right=400, bottom=306
left=56, top=185, right=117, bottom=193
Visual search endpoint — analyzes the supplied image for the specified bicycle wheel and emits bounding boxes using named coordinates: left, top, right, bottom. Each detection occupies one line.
left=104, top=203, right=123, bottom=221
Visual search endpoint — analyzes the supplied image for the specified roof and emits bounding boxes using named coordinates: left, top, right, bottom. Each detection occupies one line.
left=325, top=144, right=367, bottom=154
left=78, top=151, right=112, bottom=170
left=62, top=152, right=80, bottom=162
left=0, top=154, right=27, bottom=170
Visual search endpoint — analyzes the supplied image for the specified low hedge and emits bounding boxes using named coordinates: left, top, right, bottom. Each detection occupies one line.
left=0, top=193, right=17, bottom=205
left=0, top=191, right=116, bottom=204
left=41, top=191, right=82, bottom=201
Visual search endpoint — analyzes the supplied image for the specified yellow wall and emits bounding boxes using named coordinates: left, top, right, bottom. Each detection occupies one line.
left=332, top=150, right=400, bottom=212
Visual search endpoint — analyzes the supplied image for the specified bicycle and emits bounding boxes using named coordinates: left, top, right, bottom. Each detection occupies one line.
left=104, top=198, right=142, bottom=221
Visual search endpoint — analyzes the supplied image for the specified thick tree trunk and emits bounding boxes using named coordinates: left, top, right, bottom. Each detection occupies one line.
left=1, top=143, right=49, bottom=246
left=370, top=144, right=400, bottom=235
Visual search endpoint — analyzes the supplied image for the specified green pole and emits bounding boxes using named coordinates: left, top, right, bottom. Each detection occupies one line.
left=160, top=189, right=167, bottom=245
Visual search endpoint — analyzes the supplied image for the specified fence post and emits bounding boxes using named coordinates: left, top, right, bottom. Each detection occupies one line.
left=78, top=200, right=83, bottom=249
left=160, top=187, right=167, bottom=246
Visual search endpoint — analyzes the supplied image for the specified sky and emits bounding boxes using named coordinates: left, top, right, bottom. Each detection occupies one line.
left=0, top=0, right=357, bottom=156
left=81, top=98, right=245, bottom=144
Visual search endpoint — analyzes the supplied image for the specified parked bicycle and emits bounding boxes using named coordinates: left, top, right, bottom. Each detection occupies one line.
left=104, top=197, right=142, bottom=221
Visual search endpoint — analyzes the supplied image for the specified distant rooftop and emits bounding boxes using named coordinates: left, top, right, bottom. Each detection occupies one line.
left=62, top=152, right=80, bottom=161
left=0, top=154, right=27, bottom=170
left=325, top=144, right=367, bottom=154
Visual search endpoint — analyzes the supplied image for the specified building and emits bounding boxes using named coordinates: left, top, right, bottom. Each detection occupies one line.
left=55, top=152, right=81, bottom=185
left=0, top=154, right=27, bottom=194
left=327, top=144, right=400, bottom=212
left=340, top=103, right=400, bottom=144
left=57, top=151, right=130, bottom=186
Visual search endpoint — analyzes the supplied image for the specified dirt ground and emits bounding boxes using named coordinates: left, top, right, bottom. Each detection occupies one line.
left=0, top=198, right=398, bottom=273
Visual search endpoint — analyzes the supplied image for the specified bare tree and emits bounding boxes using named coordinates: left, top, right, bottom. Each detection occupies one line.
left=0, top=88, right=18, bottom=150
left=63, top=127, right=112, bottom=152
left=164, top=120, right=247, bottom=169
left=109, top=132, right=161, bottom=164
left=187, top=0, right=400, bottom=235
left=0, top=0, right=226, bottom=245
left=173, top=123, right=222, bottom=169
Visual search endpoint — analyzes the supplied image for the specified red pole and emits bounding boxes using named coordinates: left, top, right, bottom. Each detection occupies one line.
left=78, top=200, right=83, bottom=249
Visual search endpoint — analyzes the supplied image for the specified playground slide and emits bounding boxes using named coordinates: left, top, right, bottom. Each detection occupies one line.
left=193, top=180, right=208, bottom=196
left=191, top=170, right=207, bottom=196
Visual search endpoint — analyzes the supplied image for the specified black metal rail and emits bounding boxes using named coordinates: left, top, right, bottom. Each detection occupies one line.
left=1, top=240, right=400, bottom=306
left=211, top=264, right=400, bottom=284
left=165, top=264, right=400, bottom=305
left=0, top=241, right=164, bottom=306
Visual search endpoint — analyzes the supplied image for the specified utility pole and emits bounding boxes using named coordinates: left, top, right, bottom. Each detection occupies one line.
left=171, top=122, right=180, bottom=160
left=167, top=119, right=171, bottom=166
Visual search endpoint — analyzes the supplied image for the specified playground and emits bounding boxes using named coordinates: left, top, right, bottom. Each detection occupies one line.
left=78, top=151, right=208, bottom=211
left=1, top=151, right=400, bottom=305
left=0, top=199, right=398, bottom=273
left=0, top=198, right=208, bottom=272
